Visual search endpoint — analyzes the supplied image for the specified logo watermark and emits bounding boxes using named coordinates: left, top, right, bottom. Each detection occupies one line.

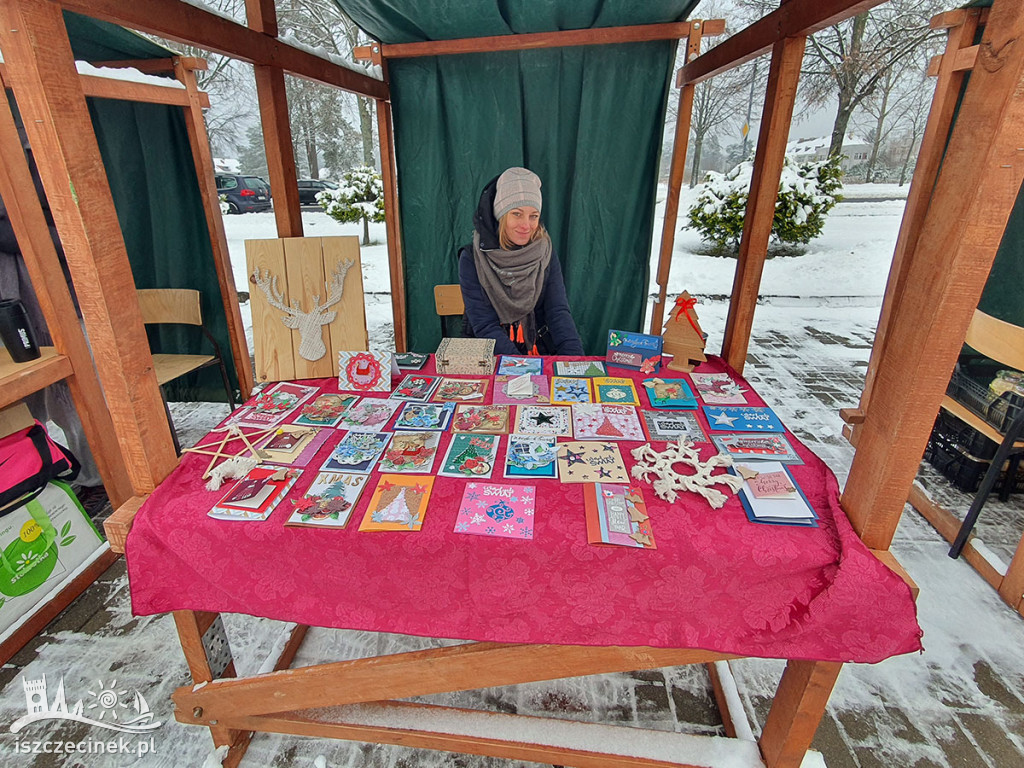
left=9, top=674, right=162, bottom=758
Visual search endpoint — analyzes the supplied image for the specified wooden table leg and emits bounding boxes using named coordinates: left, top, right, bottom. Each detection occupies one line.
left=173, top=610, right=253, bottom=767
left=758, top=660, right=842, bottom=768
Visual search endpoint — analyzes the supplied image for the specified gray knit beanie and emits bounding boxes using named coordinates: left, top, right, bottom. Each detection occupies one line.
left=493, top=167, right=542, bottom=220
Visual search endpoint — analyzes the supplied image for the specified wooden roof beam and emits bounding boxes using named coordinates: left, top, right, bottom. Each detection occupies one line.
left=0, top=62, right=209, bottom=107
left=679, top=0, right=886, bottom=86
left=59, top=0, right=388, bottom=100
left=353, top=20, right=726, bottom=62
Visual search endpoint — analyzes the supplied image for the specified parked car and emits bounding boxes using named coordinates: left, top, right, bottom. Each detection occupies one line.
left=215, top=174, right=272, bottom=213
left=298, top=178, right=338, bottom=205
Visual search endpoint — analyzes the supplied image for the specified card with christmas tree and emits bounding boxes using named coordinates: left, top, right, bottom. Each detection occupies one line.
left=451, top=404, right=510, bottom=434
left=552, top=360, right=607, bottom=377
left=513, top=405, right=573, bottom=437
left=377, top=431, right=441, bottom=473
left=292, top=393, right=359, bottom=427
left=438, top=433, right=501, bottom=478
left=358, top=475, right=435, bottom=531
left=285, top=471, right=368, bottom=528
left=571, top=404, right=645, bottom=441
left=454, top=483, right=536, bottom=540
left=556, top=442, right=630, bottom=483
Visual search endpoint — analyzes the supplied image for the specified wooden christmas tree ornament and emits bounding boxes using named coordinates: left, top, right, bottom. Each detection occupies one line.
left=662, top=291, right=707, bottom=372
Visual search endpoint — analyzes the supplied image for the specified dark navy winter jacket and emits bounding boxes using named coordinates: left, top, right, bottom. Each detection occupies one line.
left=457, top=175, right=584, bottom=356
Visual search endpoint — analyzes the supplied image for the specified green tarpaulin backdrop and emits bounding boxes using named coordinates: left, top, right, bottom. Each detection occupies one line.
left=336, top=0, right=700, bottom=353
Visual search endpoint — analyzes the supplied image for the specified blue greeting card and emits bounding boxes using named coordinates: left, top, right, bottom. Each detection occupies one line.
left=701, top=405, right=785, bottom=432
left=642, top=378, right=697, bottom=409
left=606, top=330, right=663, bottom=374
left=498, top=356, right=544, bottom=376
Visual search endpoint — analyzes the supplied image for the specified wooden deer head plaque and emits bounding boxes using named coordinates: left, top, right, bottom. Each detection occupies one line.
left=246, top=236, right=368, bottom=382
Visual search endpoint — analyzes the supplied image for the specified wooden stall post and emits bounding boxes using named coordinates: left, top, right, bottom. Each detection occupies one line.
left=842, top=0, right=1024, bottom=549
left=247, top=0, right=303, bottom=238
left=720, top=35, right=806, bottom=374
left=0, top=0, right=177, bottom=492
left=174, top=57, right=254, bottom=401
left=375, top=60, right=408, bottom=352
left=759, top=661, right=843, bottom=768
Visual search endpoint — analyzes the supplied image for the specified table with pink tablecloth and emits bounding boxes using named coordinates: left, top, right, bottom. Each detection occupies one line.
left=126, top=356, right=922, bottom=664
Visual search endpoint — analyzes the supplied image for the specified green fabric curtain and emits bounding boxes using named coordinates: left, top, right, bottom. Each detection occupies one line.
left=336, top=1, right=700, bottom=353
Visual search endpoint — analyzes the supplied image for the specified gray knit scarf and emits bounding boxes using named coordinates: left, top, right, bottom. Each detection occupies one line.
left=471, top=230, right=552, bottom=337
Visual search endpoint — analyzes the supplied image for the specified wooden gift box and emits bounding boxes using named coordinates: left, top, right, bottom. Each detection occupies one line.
left=434, top=338, right=496, bottom=375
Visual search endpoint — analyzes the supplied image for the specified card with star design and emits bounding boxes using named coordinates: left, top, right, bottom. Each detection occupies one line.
left=453, top=482, right=536, bottom=540
left=571, top=404, right=645, bottom=441
left=503, top=435, right=558, bottom=479
left=556, top=441, right=630, bottom=483
left=550, top=376, right=592, bottom=404
left=285, top=470, right=369, bottom=528
left=513, top=405, right=572, bottom=437
left=701, top=405, right=785, bottom=432
left=358, top=474, right=434, bottom=531
left=592, top=377, right=641, bottom=406
left=584, top=483, right=656, bottom=549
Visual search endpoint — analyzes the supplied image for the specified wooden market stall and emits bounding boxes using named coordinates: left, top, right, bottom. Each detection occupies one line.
left=0, top=1, right=1020, bottom=768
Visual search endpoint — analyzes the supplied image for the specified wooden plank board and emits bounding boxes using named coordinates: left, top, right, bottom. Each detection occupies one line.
left=283, top=237, right=333, bottom=380
left=0, top=347, right=72, bottom=409
left=254, top=64, right=303, bottom=238
left=322, top=236, right=369, bottom=360
left=103, top=495, right=148, bottom=554
left=247, top=239, right=295, bottom=383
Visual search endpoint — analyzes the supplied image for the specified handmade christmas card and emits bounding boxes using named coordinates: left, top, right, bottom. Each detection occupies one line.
left=606, top=329, right=663, bottom=374
left=322, top=431, right=391, bottom=473
left=454, top=482, right=536, bottom=540
left=691, top=373, right=748, bottom=405
left=498, top=356, right=543, bottom=376
left=394, top=352, right=429, bottom=370
left=285, top=470, right=368, bottom=528
left=572, top=404, right=645, bottom=442
left=552, top=360, right=607, bottom=377
left=338, top=350, right=392, bottom=392
left=556, top=442, right=630, bottom=484
left=702, top=405, right=785, bottom=432
left=210, top=465, right=299, bottom=521
left=731, top=461, right=817, bottom=527
left=292, top=393, right=358, bottom=428
left=451, top=404, right=510, bottom=434
left=503, top=434, right=558, bottom=479
left=513, top=405, right=573, bottom=437
left=358, top=475, right=434, bottom=531
left=392, top=373, right=441, bottom=401
left=255, top=424, right=331, bottom=466
left=641, top=411, right=708, bottom=443
left=584, top=483, right=655, bottom=549
left=231, top=381, right=319, bottom=428
left=551, top=376, right=592, bottom=404
left=593, top=377, right=641, bottom=406
left=431, top=377, right=490, bottom=403
left=642, top=378, right=697, bottom=410
left=377, top=431, right=440, bottom=473
left=492, top=374, right=550, bottom=405
left=711, top=433, right=802, bottom=464
left=393, top=402, right=454, bottom=431
left=337, top=398, right=401, bottom=432
left=438, top=433, right=501, bottom=479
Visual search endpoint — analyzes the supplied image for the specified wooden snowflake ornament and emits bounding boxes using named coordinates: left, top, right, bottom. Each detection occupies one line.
left=630, top=438, right=743, bottom=508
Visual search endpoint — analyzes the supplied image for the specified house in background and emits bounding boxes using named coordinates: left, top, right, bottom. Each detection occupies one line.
left=786, top=134, right=871, bottom=171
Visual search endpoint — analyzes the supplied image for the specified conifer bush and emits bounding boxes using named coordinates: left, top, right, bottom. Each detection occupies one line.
left=317, top=166, right=385, bottom=245
left=687, top=156, right=843, bottom=253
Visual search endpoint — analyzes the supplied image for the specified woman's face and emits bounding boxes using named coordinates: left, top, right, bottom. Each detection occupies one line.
left=503, top=206, right=540, bottom=246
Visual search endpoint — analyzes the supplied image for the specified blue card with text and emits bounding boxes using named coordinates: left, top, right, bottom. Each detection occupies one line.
left=701, top=405, right=785, bottom=432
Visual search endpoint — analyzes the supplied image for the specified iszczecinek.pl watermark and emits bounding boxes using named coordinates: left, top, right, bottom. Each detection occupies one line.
left=9, top=674, right=162, bottom=758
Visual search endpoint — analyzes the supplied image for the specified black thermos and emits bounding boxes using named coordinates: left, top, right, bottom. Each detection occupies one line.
left=0, top=298, right=41, bottom=363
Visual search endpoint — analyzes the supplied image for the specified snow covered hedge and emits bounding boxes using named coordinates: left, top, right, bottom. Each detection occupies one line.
left=317, top=166, right=385, bottom=245
left=687, top=156, right=843, bottom=252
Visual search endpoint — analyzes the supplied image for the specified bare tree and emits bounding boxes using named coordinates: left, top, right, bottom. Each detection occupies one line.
left=855, top=61, right=934, bottom=182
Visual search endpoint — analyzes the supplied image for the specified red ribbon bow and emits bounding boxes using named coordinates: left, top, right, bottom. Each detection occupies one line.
left=672, top=295, right=702, bottom=336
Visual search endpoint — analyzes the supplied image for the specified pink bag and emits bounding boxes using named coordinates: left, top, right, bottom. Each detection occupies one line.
left=0, top=421, right=80, bottom=514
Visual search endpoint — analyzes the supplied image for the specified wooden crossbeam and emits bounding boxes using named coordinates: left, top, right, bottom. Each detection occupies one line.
left=678, top=0, right=885, bottom=86
left=59, top=0, right=387, bottom=100
left=172, top=641, right=737, bottom=722
left=0, top=62, right=209, bottom=107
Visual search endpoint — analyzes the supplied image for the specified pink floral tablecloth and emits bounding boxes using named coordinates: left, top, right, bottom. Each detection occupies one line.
left=126, top=356, right=922, bottom=663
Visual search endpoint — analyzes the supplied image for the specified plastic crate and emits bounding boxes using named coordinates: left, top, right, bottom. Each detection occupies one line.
left=924, top=414, right=1024, bottom=494
left=931, top=410, right=997, bottom=461
left=946, top=364, right=1024, bottom=434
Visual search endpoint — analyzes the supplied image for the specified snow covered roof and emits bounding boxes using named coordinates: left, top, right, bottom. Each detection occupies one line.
left=787, top=134, right=870, bottom=155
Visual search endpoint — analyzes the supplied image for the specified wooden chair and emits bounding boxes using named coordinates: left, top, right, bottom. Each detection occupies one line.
left=433, top=284, right=465, bottom=337
left=945, top=309, right=1024, bottom=557
left=137, top=288, right=237, bottom=413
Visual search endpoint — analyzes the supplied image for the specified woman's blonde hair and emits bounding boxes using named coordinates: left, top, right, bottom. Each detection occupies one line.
left=498, top=213, right=547, bottom=250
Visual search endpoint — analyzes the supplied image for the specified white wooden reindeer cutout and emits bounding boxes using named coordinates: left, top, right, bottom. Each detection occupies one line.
left=245, top=236, right=368, bottom=382
left=252, top=259, right=354, bottom=361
